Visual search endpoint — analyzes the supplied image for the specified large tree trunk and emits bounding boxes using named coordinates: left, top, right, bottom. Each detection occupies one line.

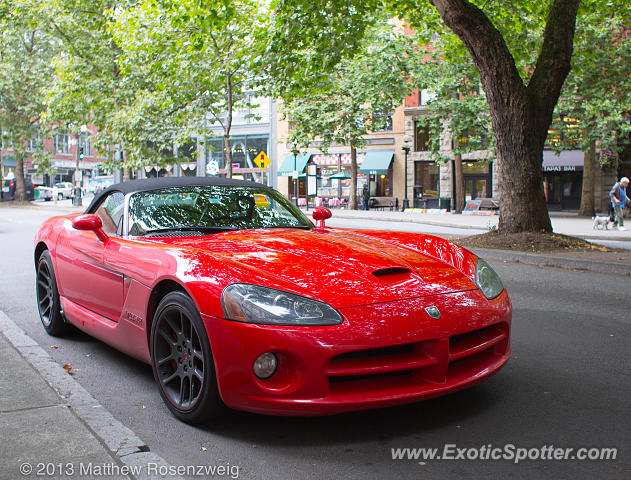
left=349, top=145, right=358, bottom=210
left=14, top=152, right=26, bottom=201
left=432, top=0, right=580, bottom=233
left=454, top=153, right=465, bottom=213
left=578, top=138, right=595, bottom=217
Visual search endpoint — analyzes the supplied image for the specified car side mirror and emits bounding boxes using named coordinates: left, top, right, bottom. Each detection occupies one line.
left=72, top=214, right=109, bottom=242
left=312, top=207, right=332, bottom=228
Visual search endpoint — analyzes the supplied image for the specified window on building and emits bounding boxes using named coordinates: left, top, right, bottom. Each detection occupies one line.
left=372, top=112, right=393, bottom=132
left=79, top=135, right=91, bottom=157
left=55, top=133, right=70, bottom=154
left=1, top=131, right=13, bottom=150
left=27, top=127, right=41, bottom=152
left=232, top=95, right=270, bottom=126
left=420, top=89, right=436, bottom=105
left=205, top=134, right=270, bottom=184
left=414, top=122, right=430, bottom=151
left=414, top=161, right=439, bottom=198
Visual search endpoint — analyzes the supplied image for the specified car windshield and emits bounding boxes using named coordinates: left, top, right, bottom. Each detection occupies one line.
left=128, top=185, right=312, bottom=236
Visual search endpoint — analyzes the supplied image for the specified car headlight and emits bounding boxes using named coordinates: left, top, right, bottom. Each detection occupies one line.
left=475, top=258, right=504, bottom=300
left=221, top=283, right=343, bottom=326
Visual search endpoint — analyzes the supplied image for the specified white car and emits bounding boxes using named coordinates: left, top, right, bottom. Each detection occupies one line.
left=36, top=186, right=53, bottom=201
left=52, top=182, right=74, bottom=200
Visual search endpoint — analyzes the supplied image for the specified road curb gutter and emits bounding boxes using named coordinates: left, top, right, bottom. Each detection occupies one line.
left=0, top=311, right=184, bottom=480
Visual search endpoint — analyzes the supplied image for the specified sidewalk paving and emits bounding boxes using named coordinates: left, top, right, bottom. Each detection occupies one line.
left=0, top=312, right=181, bottom=480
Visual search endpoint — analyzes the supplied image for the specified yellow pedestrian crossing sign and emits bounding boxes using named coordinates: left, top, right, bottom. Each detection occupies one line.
left=253, top=151, right=271, bottom=169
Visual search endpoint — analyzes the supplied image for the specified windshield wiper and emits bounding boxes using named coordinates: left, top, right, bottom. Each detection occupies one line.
left=144, top=226, right=238, bottom=234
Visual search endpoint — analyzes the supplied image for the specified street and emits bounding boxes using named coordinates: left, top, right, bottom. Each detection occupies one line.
left=1, top=207, right=630, bottom=480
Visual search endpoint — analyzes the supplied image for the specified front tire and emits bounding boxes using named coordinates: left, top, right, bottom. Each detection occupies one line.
left=150, top=291, right=222, bottom=424
left=36, top=250, right=67, bottom=336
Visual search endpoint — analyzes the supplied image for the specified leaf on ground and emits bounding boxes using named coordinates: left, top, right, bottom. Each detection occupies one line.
left=50, top=345, right=60, bottom=349
left=62, top=364, right=73, bottom=374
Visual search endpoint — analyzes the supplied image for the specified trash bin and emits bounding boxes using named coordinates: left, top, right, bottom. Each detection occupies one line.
left=34, top=188, right=40, bottom=200
left=438, top=198, right=451, bottom=211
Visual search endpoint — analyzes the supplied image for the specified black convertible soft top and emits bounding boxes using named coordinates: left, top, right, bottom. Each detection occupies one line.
left=86, top=176, right=269, bottom=213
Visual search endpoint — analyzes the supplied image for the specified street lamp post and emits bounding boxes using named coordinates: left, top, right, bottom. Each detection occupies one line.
left=401, top=134, right=412, bottom=211
left=291, top=148, right=299, bottom=206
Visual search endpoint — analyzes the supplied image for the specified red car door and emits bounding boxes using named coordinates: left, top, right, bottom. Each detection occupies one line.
left=54, top=192, right=126, bottom=321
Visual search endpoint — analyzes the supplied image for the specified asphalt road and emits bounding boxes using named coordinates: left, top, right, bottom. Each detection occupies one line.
left=1, top=207, right=629, bottom=480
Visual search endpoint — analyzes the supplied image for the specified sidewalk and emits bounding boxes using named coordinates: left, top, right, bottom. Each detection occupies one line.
left=0, top=312, right=181, bottom=480
left=320, top=208, right=631, bottom=242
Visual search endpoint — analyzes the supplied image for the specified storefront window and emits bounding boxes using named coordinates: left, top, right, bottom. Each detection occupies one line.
left=205, top=135, right=270, bottom=185
left=414, top=162, right=439, bottom=196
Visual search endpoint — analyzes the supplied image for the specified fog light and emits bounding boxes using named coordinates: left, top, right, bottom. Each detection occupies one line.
left=253, top=352, right=278, bottom=379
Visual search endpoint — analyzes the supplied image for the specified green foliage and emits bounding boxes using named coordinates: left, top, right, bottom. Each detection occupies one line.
left=550, top=0, right=631, bottom=167
left=283, top=20, right=413, bottom=153
left=411, top=37, right=494, bottom=164
left=108, top=0, right=269, bottom=172
left=0, top=0, right=56, bottom=197
left=267, top=0, right=382, bottom=98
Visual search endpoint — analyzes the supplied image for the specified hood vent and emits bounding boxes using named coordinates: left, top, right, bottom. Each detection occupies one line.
left=371, top=267, right=416, bottom=285
left=372, top=267, right=410, bottom=278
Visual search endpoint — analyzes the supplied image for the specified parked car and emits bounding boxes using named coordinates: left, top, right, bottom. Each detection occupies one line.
left=1, top=178, right=35, bottom=201
left=36, top=186, right=53, bottom=201
left=52, top=182, right=74, bottom=200
left=34, top=177, right=511, bottom=424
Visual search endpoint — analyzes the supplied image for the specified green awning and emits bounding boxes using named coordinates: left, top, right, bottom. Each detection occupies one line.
left=278, top=154, right=310, bottom=176
left=359, top=151, right=394, bottom=175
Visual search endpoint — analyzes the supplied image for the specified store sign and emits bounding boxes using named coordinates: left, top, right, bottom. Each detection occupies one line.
left=543, top=166, right=576, bottom=172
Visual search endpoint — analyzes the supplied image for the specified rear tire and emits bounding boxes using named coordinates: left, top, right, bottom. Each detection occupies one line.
left=36, top=250, right=67, bottom=336
left=150, top=291, right=222, bottom=424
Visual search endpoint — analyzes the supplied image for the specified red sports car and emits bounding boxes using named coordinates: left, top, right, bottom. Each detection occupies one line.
left=34, top=177, right=511, bottom=424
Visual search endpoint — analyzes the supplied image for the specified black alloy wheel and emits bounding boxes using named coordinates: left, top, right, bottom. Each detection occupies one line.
left=150, top=291, right=222, bottom=424
left=36, top=250, right=67, bottom=336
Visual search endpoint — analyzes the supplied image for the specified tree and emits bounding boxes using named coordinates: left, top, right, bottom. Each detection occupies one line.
left=412, top=39, right=494, bottom=213
left=42, top=0, right=142, bottom=177
left=282, top=20, right=413, bottom=209
left=270, top=0, right=582, bottom=233
left=0, top=0, right=56, bottom=200
left=549, top=3, right=631, bottom=216
left=110, top=0, right=269, bottom=178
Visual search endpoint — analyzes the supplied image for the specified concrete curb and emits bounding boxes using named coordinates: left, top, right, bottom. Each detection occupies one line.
left=472, top=248, right=631, bottom=276
left=0, top=311, right=183, bottom=480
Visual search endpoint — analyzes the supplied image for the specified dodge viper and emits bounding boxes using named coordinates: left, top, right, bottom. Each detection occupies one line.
left=34, top=177, right=511, bottom=424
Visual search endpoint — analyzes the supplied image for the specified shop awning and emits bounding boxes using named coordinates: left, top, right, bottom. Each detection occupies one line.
left=542, top=150, right=584, bottom=170
left=278, top=154, right=310, bottom=176
left=359, top=151, right=394, bottom=175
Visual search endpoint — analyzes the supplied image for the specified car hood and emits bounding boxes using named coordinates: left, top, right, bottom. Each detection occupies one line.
left=167, top=228, right=477, bottom=309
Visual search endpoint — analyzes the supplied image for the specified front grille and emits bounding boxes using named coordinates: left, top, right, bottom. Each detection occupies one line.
left=326, top=322, right=509, bottom=395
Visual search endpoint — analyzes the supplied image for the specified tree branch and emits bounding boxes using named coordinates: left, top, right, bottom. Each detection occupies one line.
left=527, top=0, right=580, bottom=138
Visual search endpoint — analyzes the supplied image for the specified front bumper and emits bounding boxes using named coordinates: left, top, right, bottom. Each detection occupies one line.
left=202, top=288, right=511, bottom=416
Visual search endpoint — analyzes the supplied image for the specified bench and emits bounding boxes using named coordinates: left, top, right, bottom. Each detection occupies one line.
left=369, top=197, right=395, bottom=211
